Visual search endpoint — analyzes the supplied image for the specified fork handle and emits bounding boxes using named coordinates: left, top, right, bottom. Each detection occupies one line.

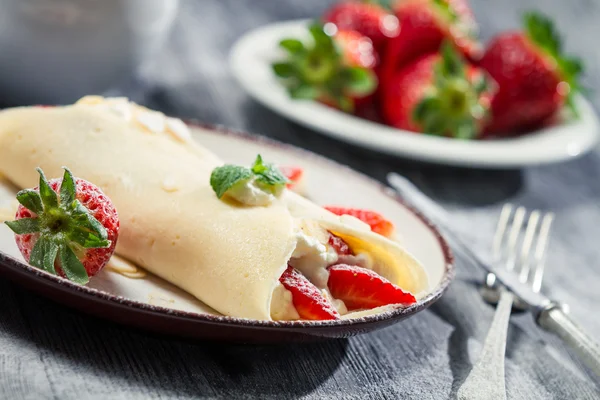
left=538, top=304, right=600, bottom=377
left=457, top=290, right=513, bottom=400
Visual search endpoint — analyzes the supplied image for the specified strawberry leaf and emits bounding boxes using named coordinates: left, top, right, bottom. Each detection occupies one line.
left=210, top=165, right=253, bottom=199
left=289, top=84, right=319, bottom=99
left=58, top=244, right=89, bottom=285
left=279, top=39, right=305, bottom=54
left=69, top=227, right=110, bottom=249
left=59, top=167, right=77, bottom=209
left=16, top=189, right=43, bottom=214
left=344, top=67, right=377, bottom=96
left=37, top=167, right=58, bottom=209
left=71, top=200, right=109, bottom=242
left=5, top=218, right=40, bottom=234
left=272, top=62, right=296, bottom=78
left=29, top=236, right=58, bottom=274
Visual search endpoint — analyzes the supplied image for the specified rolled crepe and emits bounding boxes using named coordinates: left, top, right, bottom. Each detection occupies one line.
left=0, top=99, right=428, bottom=320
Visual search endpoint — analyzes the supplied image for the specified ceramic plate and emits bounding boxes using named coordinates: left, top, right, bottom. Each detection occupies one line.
left=0, top=123, right=453, bottom=343
left=229, top=19, right=600, bottom=169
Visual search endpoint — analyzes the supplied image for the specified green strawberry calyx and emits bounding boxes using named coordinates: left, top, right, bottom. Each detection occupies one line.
left=523, top=11, right=584, bottom=115
left=271, top=22, right=377, bottom=113
left=4, top=168, right=110, bottom=285
left=412, top=41, right=492, bottom=140
left=210, top=155, right=289, bottom=206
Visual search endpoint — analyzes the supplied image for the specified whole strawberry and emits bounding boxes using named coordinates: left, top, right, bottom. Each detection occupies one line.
left=4, top=168, right=119, bottom=284
left=479, top=12, right=583, bottom=135
left=272, top=23, right=377, bottom=113
left=381, top=42, right=493, bottom=138
left=379, top=0, right=481, bottom=89
left=322, top=1, right=400, bottom=55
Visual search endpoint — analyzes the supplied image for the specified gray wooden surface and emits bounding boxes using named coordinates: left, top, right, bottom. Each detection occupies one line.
left=2, top=0, right=600, bottom=398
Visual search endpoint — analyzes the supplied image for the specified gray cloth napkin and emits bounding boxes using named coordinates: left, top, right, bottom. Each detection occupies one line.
left=2, top=0, right=600, bottom=398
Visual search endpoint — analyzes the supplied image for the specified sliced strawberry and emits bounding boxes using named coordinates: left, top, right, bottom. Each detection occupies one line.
left=328, top=233, right=353, bottom=255
left=325, top=206, right=395, bottom=238
left=279, top=266, right=340, bottom=320
left=327, top=264, right=416, bottom=310
left=279, top=166, right=304, bottom=190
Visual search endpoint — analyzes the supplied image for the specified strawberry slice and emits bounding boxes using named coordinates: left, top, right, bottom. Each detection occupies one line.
left=279, top=266, right=340, bottom=320
left=328, top=233, right=353, bottom=255
left=327, top=264, right=416, bottom=310
left=280, top=166, right=304, bottom=190
left=324, top=206, right=395, bottom=238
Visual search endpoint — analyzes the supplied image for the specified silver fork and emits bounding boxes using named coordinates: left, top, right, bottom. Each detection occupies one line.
left=457, top=204, right=555, bottom=400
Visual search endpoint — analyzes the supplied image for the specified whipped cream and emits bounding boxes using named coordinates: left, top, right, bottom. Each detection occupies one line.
left=270, top=282, right=300, bottom=321
left=288, top=220, right=338, bottom=288
left=76, top=95, right=192, bottom=143
left=226, top=177, right=277, bottom=207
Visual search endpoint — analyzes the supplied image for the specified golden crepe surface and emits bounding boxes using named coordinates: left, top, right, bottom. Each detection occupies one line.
left=0, top=99, right=429, bottom=321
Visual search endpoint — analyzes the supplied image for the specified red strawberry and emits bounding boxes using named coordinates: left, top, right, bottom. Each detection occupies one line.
left=479, top=12, right=583, bottom=135
left=279, top=266, right=340, bottom=320
left=379, top=0, right=481, bottom=89
left=325, top=206, right=395, bottom=237
left=5, top=168, right=119, bottom=284
left=322, top=1, right=400, bottom=54
left=328, top=233, right=353, bottom=255
left=272, top=23, right=377, bottom=113
left=280, top=166, right=304, bottom=192
left=327, top=264, right=416, bottom=310
left=381, top=42, right=493, bottom=138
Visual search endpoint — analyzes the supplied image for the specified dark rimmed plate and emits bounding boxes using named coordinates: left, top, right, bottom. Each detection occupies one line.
left=0, top=123, right=454, bottom=343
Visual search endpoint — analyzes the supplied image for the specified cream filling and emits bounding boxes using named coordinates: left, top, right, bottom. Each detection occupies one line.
left=227, top=178, right=276, bottom=207
left=270, top=283, right=300, bottom=321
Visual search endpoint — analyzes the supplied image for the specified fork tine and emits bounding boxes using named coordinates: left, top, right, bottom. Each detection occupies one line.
left=518, top=210, right=541, bottom=283
left=531, top=212, right=555, bottom=293
left=505, top=206, right=526, bottom=272
left=492, top=204, right=513, bottom=263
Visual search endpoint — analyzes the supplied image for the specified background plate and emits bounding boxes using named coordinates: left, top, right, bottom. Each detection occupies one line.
left=229, top=19, right=600, bottom=168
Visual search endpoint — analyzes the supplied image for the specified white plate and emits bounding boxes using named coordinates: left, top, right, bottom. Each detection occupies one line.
left=0, top=123, right=453, bottom=341
left=229, top=19, right=600, bottom=168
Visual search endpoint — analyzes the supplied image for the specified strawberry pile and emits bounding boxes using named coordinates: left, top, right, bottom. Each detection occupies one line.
left=272, top=1, right=583, bottom=138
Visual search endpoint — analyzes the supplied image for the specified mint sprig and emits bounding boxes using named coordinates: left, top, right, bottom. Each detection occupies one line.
left=210, top=155, right=289, bottom=200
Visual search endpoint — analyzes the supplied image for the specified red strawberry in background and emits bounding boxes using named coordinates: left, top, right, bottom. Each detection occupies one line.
left=279, top=265, right=340, bottom=320
left=322, top=1, right=400, bottom=55
left=379, top=0, right=481, bottom=89
left=381, top=42, right=494, bottom=139
left=272, top=23, right=377, bottom=114
left=479, top=12, right=583, bottom=136
left=325, top=206, right=395, bottom=238
left=327, top=264, right=416, bottom=310
left=4, top=168, right=119, bottom=284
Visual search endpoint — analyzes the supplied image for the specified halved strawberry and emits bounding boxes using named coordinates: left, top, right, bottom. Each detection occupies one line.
left=327, top=264, right=416, bottom=310
left=271, top=23, right=377, bottom=113
left=324, top=206, right=395, bottom=237
left=279, top=266, right=340, bottom=320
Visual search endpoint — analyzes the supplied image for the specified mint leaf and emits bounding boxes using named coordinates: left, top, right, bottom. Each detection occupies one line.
left=58, top=244, right=89, bottom=285
left=4, top=218, right=40, bottom=234
left=251, top=155, right=289, bottom=192
left=16, top=189, right=43, bottom=214
left=210, top=165, right=253, bottom=199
